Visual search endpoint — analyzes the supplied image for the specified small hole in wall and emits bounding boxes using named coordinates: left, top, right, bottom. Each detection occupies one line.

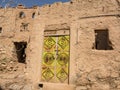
left=70, top=1, right=73, bottom=4
left=0, top=27, right=2, bottom=33
left=32, top=12, right=35, bottom=18
left=38, top=84, right=43, bottom=88
left=48, top=5, right=51, bottom=7
left=14, top=42, right=27, bottom=63
left=93, top=29, right=113, bottom=50
left=19, top=12, right=25, bottom=18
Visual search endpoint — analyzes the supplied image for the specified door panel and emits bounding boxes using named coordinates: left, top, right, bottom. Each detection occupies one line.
left=42, top=36, right=56, bottom=82
left=41, top=35, right=70, bottom=83
left=56, top=36, right=69, bottom=83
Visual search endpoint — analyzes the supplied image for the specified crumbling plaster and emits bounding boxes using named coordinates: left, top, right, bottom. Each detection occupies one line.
left=0, top=0, right=120, bottom=90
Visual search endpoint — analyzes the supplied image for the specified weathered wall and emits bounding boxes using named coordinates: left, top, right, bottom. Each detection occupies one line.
left=38, top=0, right=119, bottom=23
left=0, top=7, right=37, bottom=90
left=74, top=17, right=120, bottom=90
left=0, top=0, right=120, bottom=90
left=31, top=17, right=120, bottom=90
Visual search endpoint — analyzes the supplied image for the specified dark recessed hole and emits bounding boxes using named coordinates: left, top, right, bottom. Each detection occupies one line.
left=93, top=29, right=113, bottom=50
left=70, top=1, right=73, bottom=4
left=0, top=86, right=3, bottom=90
left=0, top=27, right=2, bottom=33
left=32, top=12, right=35, bottom=18
left=14, top=42, right=27, bottom=63
left=38, top=84, right=43, bottom=88
left=19, top=12, right=25, bottom=18
left=48, top=5, right=51, bottom=7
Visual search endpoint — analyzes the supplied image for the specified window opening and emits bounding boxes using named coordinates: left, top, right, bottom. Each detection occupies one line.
left=14, top=42, right=27, bottom=63
left=32, top=12, right=35, bottom=18
left=94, top=29, right=113, bottom=50
left=19, top=12, right=25, bottom=18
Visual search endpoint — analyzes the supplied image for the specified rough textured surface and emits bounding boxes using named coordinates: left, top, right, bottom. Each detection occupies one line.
left=0, top=0, right=120, bottom=90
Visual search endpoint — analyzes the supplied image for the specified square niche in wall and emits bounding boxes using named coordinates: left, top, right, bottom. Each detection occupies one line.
left=94, top=29, right=113, bottom=50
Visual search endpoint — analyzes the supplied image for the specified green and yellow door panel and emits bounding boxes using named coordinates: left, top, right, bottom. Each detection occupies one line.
left=41, top=30, right=70, bottom=83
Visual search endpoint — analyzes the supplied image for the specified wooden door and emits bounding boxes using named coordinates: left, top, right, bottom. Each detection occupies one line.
left=41, top=30, right=70, bottom=83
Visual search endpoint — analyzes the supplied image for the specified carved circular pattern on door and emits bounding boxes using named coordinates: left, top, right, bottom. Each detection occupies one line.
left=57, top=53, right=69, bottom=65
left=44, top=53, right=55, bottom=65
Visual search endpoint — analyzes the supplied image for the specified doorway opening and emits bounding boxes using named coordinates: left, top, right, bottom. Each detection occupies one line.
left=14, top=42, right=27, bottom=63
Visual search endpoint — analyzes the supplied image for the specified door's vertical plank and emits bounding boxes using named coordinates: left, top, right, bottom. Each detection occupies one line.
left=56, top=36, right=70, bottom=83
left=41, top=36, right=56, bottom=82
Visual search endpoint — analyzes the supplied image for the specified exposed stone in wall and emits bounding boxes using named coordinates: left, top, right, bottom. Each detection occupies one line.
left=0, top=73, right=32, bottom=90
left=76, top=63, right=120, bottom=89
left=0, top=38, right=27, bottom=89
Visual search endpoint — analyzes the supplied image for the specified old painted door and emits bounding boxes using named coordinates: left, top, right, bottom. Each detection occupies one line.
left=41, top=30, right=70, bottom=83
